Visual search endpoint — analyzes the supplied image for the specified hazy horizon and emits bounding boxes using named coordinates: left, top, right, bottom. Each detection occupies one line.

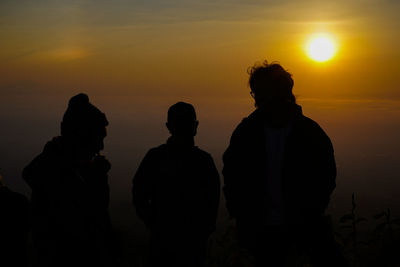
left=1, top=94, right=399, bottom=216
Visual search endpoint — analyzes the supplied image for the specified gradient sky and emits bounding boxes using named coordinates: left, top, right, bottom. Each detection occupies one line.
left=1, top=0, right=400, bottom=223
left=1, top=0, right=400, bottom=98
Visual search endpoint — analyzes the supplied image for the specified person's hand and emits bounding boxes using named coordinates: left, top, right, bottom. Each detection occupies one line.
left=93, top=155, right=111, bottom=174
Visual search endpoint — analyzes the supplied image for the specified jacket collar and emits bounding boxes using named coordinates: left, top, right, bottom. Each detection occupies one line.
left=166, top=136, right=195, bottom=150
left=249, top=102, right=302, bottom=127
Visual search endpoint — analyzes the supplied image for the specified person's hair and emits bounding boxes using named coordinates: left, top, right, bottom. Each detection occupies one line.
left=248, top=60, right=295, bottom=107
left=61, top=93, right=108, bottom=138
left=167, top=102, right=197, bottom=123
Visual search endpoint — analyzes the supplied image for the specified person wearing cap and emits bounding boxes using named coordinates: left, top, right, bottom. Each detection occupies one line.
left=132, top=102, right=220, bottom=267
left=223, top=61, right=347, bottom=266
left=23, top=93, right=114, bottom=267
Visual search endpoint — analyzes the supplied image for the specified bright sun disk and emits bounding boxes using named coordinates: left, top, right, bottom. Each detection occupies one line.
left=307, top=34, right=336, bottom=62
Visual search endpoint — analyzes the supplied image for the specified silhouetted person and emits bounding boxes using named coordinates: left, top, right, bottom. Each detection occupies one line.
left=132, top=102, right=220, bottom=267
left=223, top=61, right=347, bottom=267
left=0, top=173, right=29, bottom=267
left=23, top=93, right=114, bottom=267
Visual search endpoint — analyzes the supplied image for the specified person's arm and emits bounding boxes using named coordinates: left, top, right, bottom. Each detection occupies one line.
left=205, top=154, right=220, bottom=235
left=222, top=121, right=247, bottom=219
left=310, top=123, right=337, bottom=214
left=91, top=155, right=111, bottom=209
left=132, top=149, right=156, bottom=227
left=317, top=131, right=336, bottom=212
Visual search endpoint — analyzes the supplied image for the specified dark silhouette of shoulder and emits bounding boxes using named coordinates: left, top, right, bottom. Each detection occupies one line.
left=23, top=137, right=65, bottom=190
left=133, top=142, right=220, bottom=233
left=23, top=94, right=113, bottom=267
left=223, top=105, right=336, bottom=221
left=0, top=186, right=29, bottom=267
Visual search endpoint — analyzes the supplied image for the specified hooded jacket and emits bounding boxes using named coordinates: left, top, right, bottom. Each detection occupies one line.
left=23, top=136, right=112, bottom=267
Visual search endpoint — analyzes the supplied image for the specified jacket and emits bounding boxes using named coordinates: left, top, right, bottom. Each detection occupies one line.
left=223, top=103, right=336, bottom=227
left=132, top=138, right=220, bottom=238
left=23, top=137, right=112, bottom=267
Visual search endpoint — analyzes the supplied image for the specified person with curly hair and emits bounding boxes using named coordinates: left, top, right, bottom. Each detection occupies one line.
left=223, top=61, right=347, bottom=267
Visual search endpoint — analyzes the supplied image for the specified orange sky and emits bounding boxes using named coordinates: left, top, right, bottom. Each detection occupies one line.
left=1, top=0, right=400, bottom=217
left=1, top=0, right=400, bottom=100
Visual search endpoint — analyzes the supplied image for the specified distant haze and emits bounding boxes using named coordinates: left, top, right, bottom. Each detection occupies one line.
left=1, top=0, right=400, bottom=248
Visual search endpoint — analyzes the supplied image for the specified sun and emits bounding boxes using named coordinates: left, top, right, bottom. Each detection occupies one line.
left=306, top=33, right=337, bottom=62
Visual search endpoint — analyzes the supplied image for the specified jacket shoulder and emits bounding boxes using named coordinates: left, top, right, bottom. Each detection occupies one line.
left=294, top=115, right=334, bottom=151
left=231, top=111, right=257, bottom=135
left=22, top=139, right=59, bottom=187
left=296, top=115, right=329, bottom=136
left=227, top=111, right=263, bottom=146
left=145, top=144, right=167, bottom=157
left=194, top=147, right=214, bottom=161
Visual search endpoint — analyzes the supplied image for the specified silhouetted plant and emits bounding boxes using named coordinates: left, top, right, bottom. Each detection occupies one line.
left=339, top=193, right=367, bottom=267
left=208, top=219, right=324, bottom=267
left=373, top=208, right=400, bottom=234
left=365, top=208, right=400, bottom=267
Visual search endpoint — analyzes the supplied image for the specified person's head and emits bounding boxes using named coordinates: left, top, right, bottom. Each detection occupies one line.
left=61, top=93, right=108, bottom=159
left=166, top=102, right=198, bottom=138
left=248, top=60, right=295, bottom=108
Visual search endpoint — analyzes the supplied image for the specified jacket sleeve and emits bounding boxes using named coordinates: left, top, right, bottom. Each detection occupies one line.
left=91, top=155, right=111, bottom=210
left=132, top=149, right=156, bottom=227
left=222, top=121, right=247, bottom=219
left=315, top=129, right=336, bottom=213
left=307, top=122, right=337, bottom=214
left=205, top=154, right=220, bottom=235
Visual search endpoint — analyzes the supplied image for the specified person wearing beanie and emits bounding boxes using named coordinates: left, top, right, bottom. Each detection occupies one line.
left=23, top=93, right=114, bottom=267
left=132, top=102, right=220, bottom=267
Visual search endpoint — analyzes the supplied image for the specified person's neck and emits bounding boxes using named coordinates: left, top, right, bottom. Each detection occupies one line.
left=167, top=135, right=195, bottom=148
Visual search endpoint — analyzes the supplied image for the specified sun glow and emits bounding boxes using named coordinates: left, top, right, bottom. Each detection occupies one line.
left=306, top=33, right=337, bottom=62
